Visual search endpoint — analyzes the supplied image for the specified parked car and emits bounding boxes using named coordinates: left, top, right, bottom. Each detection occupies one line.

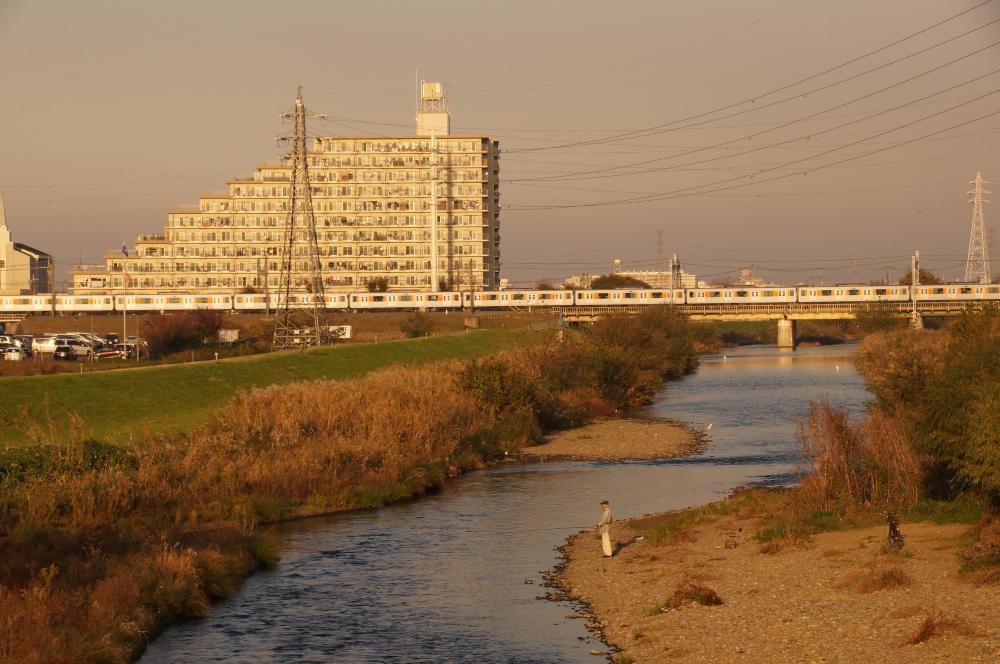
left=113, top=343, right=138, bottom=359
left=32, top=335, right=61, bottom=353
left=78, top=332, right=107, bottom=350
left=105, top=332, right=120, bottom=345
left=13, top=335, right=34, bottom=356
left=1, top=344, right=24, bottom=361
left=53, top=345, right=76, bottom=361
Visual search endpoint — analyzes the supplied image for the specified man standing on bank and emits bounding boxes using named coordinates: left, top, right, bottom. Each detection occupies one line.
left=597, top=500, right=613, bottom=557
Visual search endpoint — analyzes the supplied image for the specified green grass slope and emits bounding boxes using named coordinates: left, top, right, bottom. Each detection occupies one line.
left=0, top=329, right=521, bottom=446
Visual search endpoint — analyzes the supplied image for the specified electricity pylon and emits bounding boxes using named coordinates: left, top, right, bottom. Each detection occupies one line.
left=272, top=87, right=328, bottom=350
left=964, top=170, right=992, bottom=284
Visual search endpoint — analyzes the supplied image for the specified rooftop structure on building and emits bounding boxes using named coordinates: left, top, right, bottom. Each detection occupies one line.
left=72, top=83, right=501, bottom=294
left=0, top=194, right=52, bottom=295
left=566, top=256, right=698, bottom=289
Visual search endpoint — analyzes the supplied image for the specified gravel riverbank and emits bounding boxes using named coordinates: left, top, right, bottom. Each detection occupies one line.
left=556, top=506, right=1000, bottom=663
left=518, top=418, right=700, bottom=461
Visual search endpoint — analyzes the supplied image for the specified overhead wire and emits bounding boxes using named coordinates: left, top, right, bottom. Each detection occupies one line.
left=505, top=1, right=998, bottom=152
left=507, top=54, right=1000, bottom=182
left=507, top=99, right=1000, bottom=210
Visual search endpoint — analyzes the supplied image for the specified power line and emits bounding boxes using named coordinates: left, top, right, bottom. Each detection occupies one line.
left=507, top=100, right=1000, bottom=211
left=508, top=54, right=1000, bottom=183
left=506, top=1, right=998, bottom=153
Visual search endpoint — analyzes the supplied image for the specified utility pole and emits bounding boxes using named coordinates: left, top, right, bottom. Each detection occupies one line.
left=965, top=170, right=992, bottom=284
left=47, top=261, right=55, bottom=317
left=911, top=250, right=921, bottom=328
left=466, top=258, right=476, bottom=312
left=656, top=229, right=664, bottom=287
left=273, top=87, right=327, bottom=350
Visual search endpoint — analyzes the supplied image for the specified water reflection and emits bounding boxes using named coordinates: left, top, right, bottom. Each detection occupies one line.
left=142, top=345, right=869, bottom=664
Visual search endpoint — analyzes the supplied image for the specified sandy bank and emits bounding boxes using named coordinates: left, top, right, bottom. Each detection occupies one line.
left=518, top=418, right=700, bottom=461
left=557, top=506, right=1000, bottom=663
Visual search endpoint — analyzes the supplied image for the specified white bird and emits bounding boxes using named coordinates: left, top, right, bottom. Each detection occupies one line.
left=723, top=355, right=728, bottom=360
left=706, top=423, right=714, bottom=431
left=835, top=365, right=840, bottom=371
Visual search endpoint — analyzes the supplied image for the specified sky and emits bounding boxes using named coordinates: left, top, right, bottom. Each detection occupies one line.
left=1, top=0, right=998, bottom=288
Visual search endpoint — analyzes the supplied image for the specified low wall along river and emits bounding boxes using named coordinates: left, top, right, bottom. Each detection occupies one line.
left=142, top=344, right=870, bottom=663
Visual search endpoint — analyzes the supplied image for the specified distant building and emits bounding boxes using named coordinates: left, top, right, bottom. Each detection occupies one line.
left=0, top=194, right=52, bottom=294
left=566, top=255, right=698, bottom=289
left=736, top=266, right=777, bottom=287
left=72, top=82, right=501, bottom=294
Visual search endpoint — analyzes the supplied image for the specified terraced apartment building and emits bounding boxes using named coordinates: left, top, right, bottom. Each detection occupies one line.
left=73, top=83, right=501, bottom=294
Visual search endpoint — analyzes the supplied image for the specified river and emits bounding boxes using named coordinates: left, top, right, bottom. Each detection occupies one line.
left=142, top=344, right=870, bottom=663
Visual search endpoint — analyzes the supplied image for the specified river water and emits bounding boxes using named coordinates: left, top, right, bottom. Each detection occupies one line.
left=142, top=344, right=870, bottom=663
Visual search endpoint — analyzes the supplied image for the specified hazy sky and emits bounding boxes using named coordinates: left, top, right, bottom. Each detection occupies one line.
left=1, top=0, right=998, bottom=287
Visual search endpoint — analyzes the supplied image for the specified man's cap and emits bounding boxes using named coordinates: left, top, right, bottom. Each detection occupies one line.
left=600, top=500, right=609, bottom=505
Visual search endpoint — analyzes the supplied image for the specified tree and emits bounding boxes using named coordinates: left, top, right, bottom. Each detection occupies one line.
left=365, top=276, right=390, bottom=292
left=535, top=279, right=556, bottom=290
left=897, top=269, right=943, bottom=285
left=589, top=273, right=651, bottom=289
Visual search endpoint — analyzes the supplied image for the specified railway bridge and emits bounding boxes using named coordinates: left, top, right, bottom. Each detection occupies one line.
left=557, top=300, right=991, bottom=348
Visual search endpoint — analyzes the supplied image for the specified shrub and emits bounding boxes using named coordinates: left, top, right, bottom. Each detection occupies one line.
left=651, top=575, right=723, bottom=612
left=400, top=311, right=434, bottom=338
left=797, top=402, right=920, bottom=511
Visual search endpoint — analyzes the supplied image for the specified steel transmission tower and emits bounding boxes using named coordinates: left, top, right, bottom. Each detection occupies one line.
left=273, top=87, right=328, bottom=350
left=964, top=170, right=992, bottom=284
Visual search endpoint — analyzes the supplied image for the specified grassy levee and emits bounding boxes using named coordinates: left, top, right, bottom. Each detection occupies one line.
left=0, top=328, right=522, bottom=446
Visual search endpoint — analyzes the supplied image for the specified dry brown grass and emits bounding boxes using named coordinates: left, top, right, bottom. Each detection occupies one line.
left=836, top=565, right=913, bottom=594
left=0, top=363, right=487, bottom=662
left=960, top=515, right=1000, bottom=584
left=797, top=402, right=920, bottom=512
left=904, top=611, right=976, bottom=645
left=651, top=574, right=723, bottom=612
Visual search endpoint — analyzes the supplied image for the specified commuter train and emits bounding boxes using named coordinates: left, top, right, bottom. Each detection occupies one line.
left=1, top=283, right=998, bottom=314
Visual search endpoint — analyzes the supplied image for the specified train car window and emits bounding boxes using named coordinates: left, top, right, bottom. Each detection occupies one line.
left=651, top=292, right=663, bottom=298
left=847, top=289, right=860, bottom=296
left=597, top=292, right=608, bottom=299
left=372, top=295, right=385, bottom=302
left=875, top=289, right=886, bottom=296
left=624, top=292, right=635, bottom=299
left=511, top=293, right=525, bottom=300
left=736, top=291, right=748, bottom=297
left=961, top=288, right=972, bottom=294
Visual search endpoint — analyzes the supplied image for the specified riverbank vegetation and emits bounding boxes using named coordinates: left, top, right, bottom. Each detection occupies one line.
left=0, top=307, right=701, bottom=662
left=560, top=310, right=999, bottom=662
left=641, top=308, right=1000, bottom=564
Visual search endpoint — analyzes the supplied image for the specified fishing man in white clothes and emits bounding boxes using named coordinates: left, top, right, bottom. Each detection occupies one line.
left=597, top=500, right=613, bottom=557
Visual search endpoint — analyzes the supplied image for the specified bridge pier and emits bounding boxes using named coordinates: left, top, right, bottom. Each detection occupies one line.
left=777, top=318, right=797, bottom=349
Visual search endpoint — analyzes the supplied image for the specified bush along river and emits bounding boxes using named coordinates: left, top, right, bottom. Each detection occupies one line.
left=142, top=344, right=870, bottom=663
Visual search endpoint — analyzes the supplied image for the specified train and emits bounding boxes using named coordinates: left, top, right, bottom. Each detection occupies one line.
left=1, top=283, right=998, bottom=314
